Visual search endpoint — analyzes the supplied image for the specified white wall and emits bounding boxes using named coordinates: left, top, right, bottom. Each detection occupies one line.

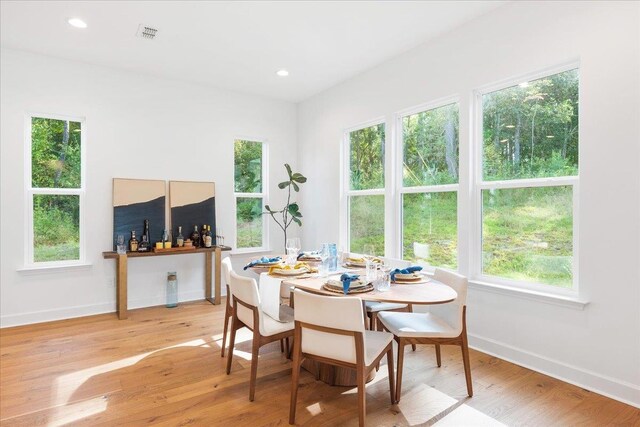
left=297, top=2, right=640, bottom=406
left=0, top=48, right=297, bottom=327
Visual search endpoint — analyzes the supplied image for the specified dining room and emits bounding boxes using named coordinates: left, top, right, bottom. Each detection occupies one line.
left=1, top=1, right=639, bottom=426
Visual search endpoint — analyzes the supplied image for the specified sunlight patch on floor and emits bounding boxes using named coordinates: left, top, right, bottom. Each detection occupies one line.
left=433, top=404, right=506, bottom=426
left=47, top=395, right=107, bottom=427
left=53, top=338, right=210, bottom=410
left=397, top=384, right=457, bottom=426
left=341, top=369, right=390, bottom=395
left=306, top=402, right=322, bottom=416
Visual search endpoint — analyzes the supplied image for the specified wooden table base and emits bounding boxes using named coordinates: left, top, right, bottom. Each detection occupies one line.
left=301, top=359, right=376, bottom=386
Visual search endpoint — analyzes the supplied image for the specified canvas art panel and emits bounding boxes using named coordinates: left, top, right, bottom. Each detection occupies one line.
left=169, top=181, right=216, bottom=241
left=112, top=178, right=166, bottom=250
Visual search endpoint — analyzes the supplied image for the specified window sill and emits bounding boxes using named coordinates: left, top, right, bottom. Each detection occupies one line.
left=230, top=248, right=274, bottom=257
left=468, top=279, right=589, bottom=310
left=17, top=262, right=93, bottom=275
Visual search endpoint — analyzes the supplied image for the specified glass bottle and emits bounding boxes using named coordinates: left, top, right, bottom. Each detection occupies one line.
left=176, top=226, right=184, bottom=247
left=129, top=230, right=139, bottom=252
left=139, top=234, right=149, bottom=252
left=204, top=225, right=212, bottom=248
left=191, top=225, right=200, bottom=248
left=166, top=272, right=178, bottom=308
left=200, top=224, right=207, bottom=247
left=138, top=219, right=150, bottom=252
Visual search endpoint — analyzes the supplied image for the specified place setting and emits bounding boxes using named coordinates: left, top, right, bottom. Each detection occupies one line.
left=267, top=261, right=317, bottom=278
left=391, top=265, right=431, bottom=284
left=322, top=273, right=375, bottom=294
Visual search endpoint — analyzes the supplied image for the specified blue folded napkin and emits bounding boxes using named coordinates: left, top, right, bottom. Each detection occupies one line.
left=244, top=256, right=281, bottom=270
left=390, top=266, right=423, bottom=281
left=340, top=273, right=360, bottom=295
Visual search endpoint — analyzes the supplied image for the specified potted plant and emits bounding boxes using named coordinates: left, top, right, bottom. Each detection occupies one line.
left=264, top=164, right=307, bottom=252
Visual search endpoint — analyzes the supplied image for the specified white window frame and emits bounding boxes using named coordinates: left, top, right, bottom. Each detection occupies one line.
left=233, top=138, right=269, bottom=253
left=341, top=118, right=386, bottom=254
left=395, top=97, right=460, bottom=271
left=24, top=113, right=87, bottom=268
left=470, top=62, right=580, bottom=296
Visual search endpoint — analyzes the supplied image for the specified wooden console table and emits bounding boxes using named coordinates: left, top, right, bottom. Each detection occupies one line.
left=102, top=246, right=232, bottom=320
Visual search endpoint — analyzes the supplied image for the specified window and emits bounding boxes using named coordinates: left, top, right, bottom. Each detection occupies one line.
left=476, top=67, right=579, bottom=289
left=27, top=115, right=85, bottom=265
left=234, top=139, right=267, bottom=250
left=400, top=102, right=459, bottom=269
left=345, top=123, right=385, bottom=255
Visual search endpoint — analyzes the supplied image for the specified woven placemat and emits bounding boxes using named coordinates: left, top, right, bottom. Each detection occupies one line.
left=322, top=283, right=374, bottom=294
left=392, top=277, right=430, bottom=285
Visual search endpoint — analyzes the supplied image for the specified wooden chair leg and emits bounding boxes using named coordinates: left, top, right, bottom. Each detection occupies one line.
left=280, top=339, right=285, bottom=353
left=285, top=337, right=291, bottom=359
left=357, top=364, right=366, bottom=427
left=221, top=308, right=230, bottom=357
left=461, top=335, right=473, bottom=397
left=412, top=343, right=417, bottom=351
left=386, top=347, right=395, bottom=405
left=396, top=339, right=405, bottom=403
left=225, top=316, right=238, bottom=375
left=249, top=331, right=261, bottom=401
left=435, top=344, right=442, bottom=367
left=289, top=335, right=302, bottom=424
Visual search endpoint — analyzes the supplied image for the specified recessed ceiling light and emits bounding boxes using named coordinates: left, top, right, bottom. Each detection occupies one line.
left=68, top=18, right=88, bottom=29
left=276, top=69, right=289, bottom=77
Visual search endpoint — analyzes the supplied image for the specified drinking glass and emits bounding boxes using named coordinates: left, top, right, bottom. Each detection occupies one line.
left=116, top=235, right=126, bottom=254
left=319, top=243, right=330, bottom=277
left=377, top=263, right=392, bottom=292
left=362, top=244, right=376, bottom=280
left=217, top=227, right=224, bottom=246
left=286, top=237, right=301, bottom=265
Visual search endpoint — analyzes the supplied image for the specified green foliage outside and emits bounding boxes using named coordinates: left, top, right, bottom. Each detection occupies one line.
left=235, top=140, right=264, bottom=248
left=349, top=124, right=385, bottom=190
left=483, top=69, right=579, bottom=180
left=349, top=195, right=384, bottom=255
left=236, top=198, right=263, bottom=248
left=31, top=118, right=81, bottom=262
left=234, top=140, right=262, bottom=193
left=349, top=69, right=578, bottom=287
left=402, top=192, right=457, bottom=269
left=403, top=103, right=459, bottom=186
left=483, top=187, right=573, bottom=287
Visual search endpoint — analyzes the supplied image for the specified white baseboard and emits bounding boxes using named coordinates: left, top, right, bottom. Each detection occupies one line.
left=469, top=333, right=640, bottom=408
left=0, top=290, right=208, bottom=328
left=0, top=302, right=115, bottom=328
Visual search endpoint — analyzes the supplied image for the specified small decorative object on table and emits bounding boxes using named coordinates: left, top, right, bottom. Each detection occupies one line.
left=244, top=256, right=282, bottom=270
left=166, top=272, right=178, bottom=308
left=116, top=234, right=126, bottom=255
left=129, top=230, right=139, bottom=252
left=176, top=226, right=184, bottom=247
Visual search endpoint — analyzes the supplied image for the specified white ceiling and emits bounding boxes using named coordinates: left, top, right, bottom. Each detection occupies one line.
left=0, top=1, right=506, bottom=102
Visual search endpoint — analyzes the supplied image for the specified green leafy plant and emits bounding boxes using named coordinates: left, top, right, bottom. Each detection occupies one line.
left=264, top=164, right=307, bottom=251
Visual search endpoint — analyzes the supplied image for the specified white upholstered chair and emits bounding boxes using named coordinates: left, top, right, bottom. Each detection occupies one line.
left=365, top=257, right=411, bottom=330
left=220, top=257, right=234, bottom=357
left=378, top=268, right=472, bottom=402
left=289, top=289, right=395, bottom=427
left=226, top=271, right=294, bottom=401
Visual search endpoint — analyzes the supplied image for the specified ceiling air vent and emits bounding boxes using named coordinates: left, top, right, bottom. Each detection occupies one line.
left=136, top=24, right=158, bottom=40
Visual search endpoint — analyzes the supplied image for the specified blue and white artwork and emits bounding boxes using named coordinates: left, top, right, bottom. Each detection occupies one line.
left=112, top=178, right=166, bottom=250
left=169, top=181, right=216, bottom=241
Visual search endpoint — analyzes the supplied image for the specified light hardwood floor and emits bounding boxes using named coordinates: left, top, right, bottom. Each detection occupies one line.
left=1, top=300, right=638, bottom=426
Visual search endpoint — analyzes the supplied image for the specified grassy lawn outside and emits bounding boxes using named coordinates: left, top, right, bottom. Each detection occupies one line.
left=350, top=187, right=573, bottom=287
